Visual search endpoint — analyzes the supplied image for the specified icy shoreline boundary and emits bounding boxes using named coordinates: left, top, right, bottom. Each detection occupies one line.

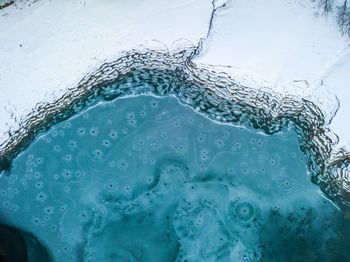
left=1, top=0, right=350, bottom=210
left=0, top=47, right=349, bottom=209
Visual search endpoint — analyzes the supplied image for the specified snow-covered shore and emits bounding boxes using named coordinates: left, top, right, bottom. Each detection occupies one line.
left=0, top=0, right=350, bottom=150
left=195, top=0, right=350, bottom=148
left=0, top=0, right=214, bottom=145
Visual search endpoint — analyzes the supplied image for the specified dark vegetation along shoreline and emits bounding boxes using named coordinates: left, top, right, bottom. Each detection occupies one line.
left=317, top=0, right=350, bottom=36
left=0, top=48, right=349, bottom=212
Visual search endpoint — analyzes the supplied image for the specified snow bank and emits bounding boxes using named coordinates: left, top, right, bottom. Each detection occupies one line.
left=195, top=0, right=350, bottom=147
left=0, top=0, right=213, bottom=145
left=1, top=0, right=350, bottom=151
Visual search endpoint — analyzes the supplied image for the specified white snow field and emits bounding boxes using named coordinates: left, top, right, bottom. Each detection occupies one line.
left=194, top=0, right=350, bottom=149
left=0, top=0, right=350, bottom=148
left=0, top=0, right=214, bottom=145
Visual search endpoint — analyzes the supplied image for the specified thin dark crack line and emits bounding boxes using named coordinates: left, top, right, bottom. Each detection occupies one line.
left=190, top=0, right=230, bottom=59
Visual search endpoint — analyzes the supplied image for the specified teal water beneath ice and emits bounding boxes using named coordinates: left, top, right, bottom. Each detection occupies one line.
left=1, top=95, right=350, bottom=261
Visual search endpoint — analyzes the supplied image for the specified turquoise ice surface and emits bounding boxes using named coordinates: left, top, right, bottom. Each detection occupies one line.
left=1, top=95, right=350, bottom=261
